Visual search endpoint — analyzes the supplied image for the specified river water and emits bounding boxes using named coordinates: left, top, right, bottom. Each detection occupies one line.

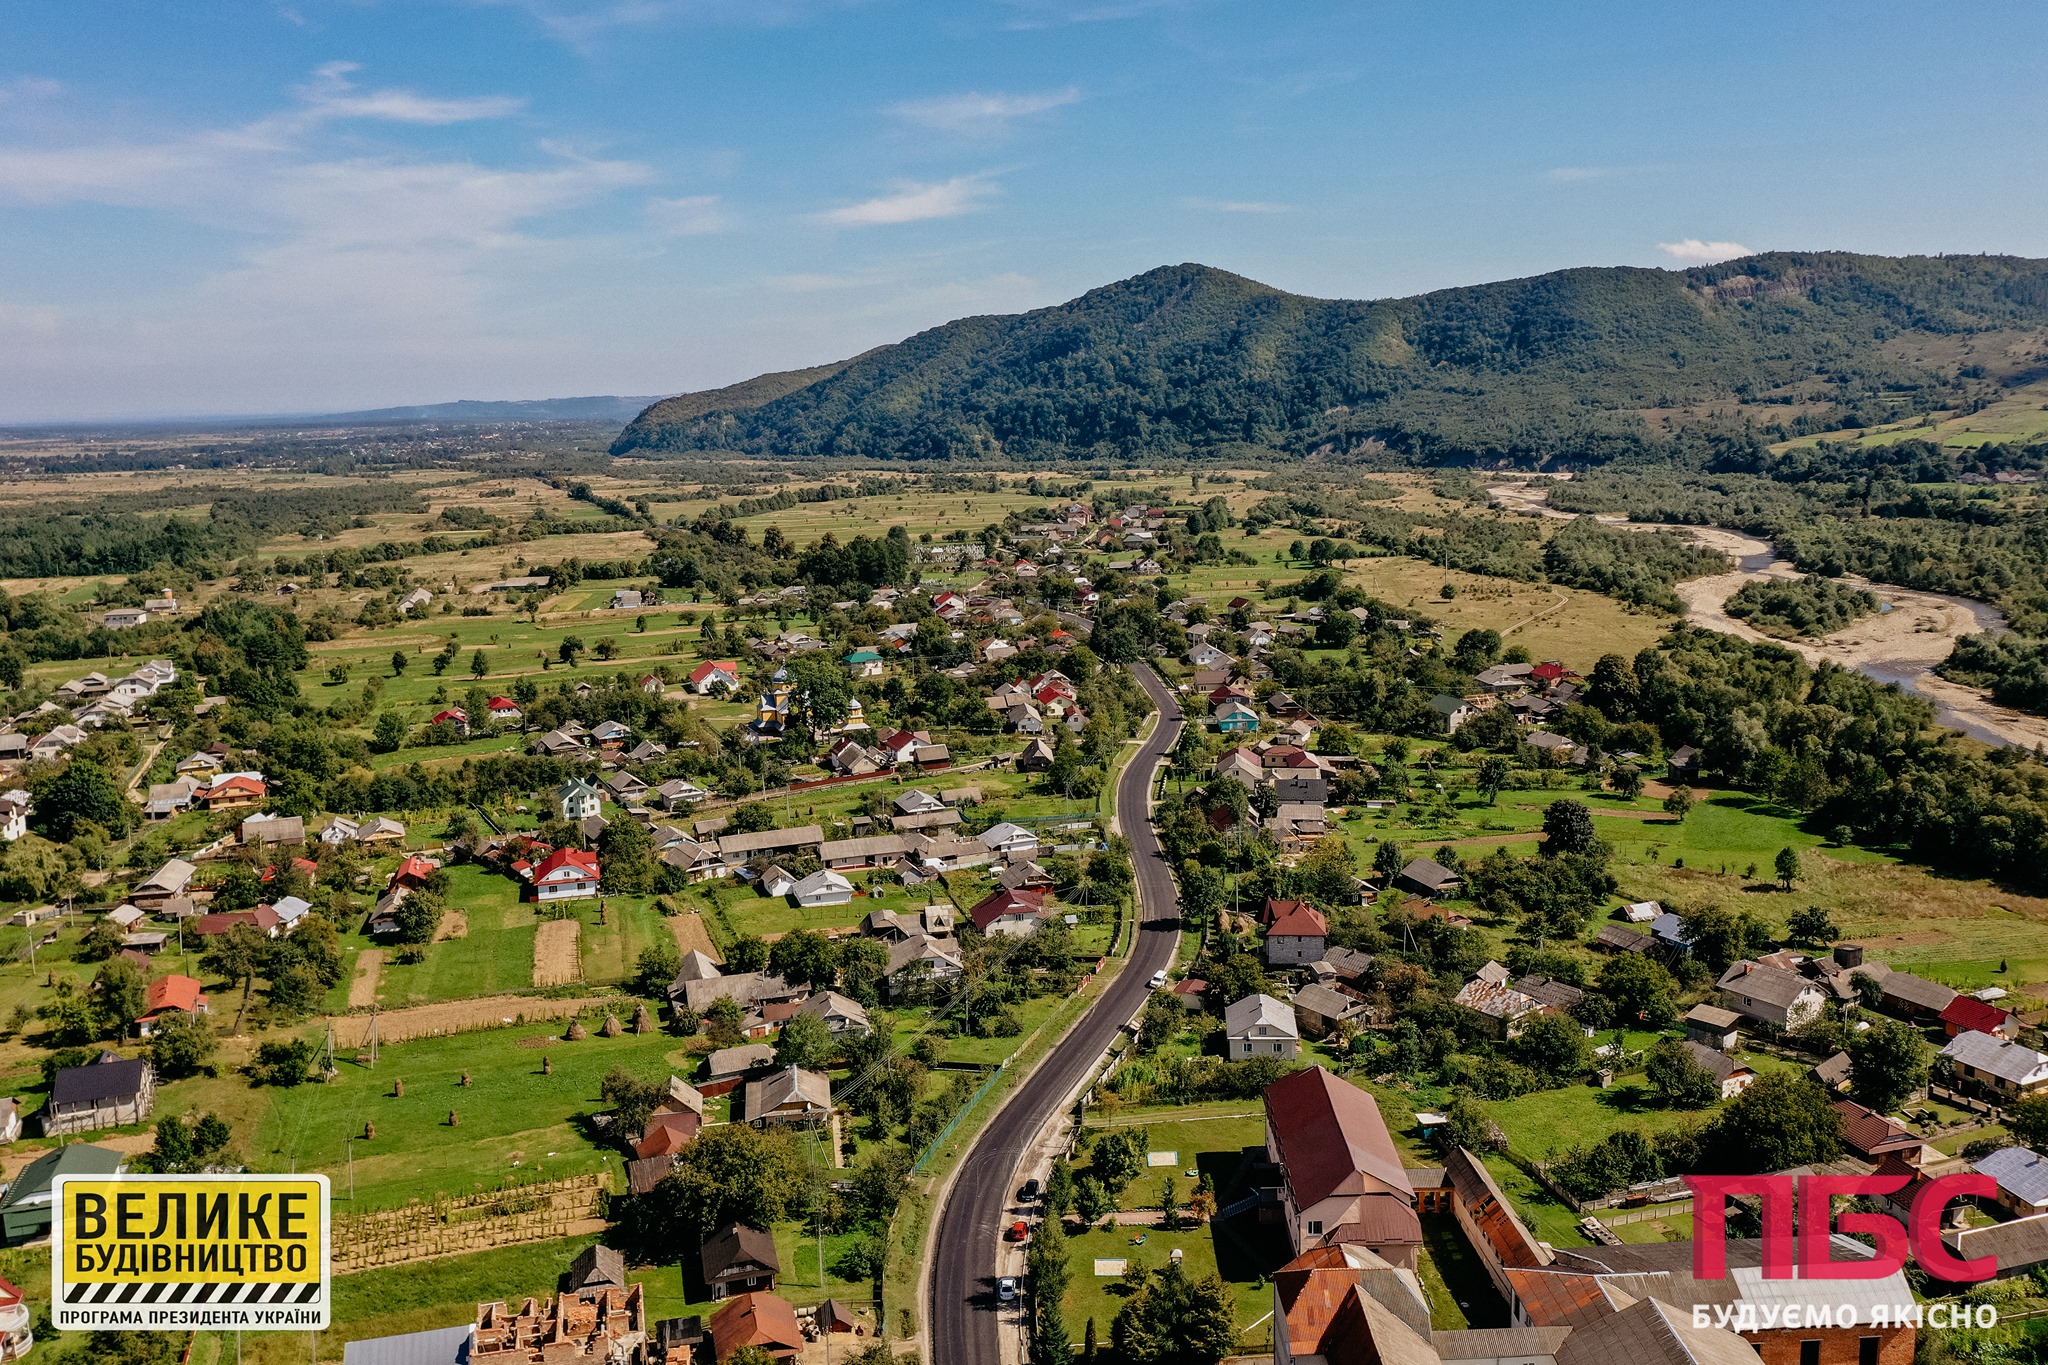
left=1486, top=482, right=2031, bottom=748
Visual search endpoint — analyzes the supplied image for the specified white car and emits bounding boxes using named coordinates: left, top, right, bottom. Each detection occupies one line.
left=1148, top=969, right=1168, bottom=990
left=997, top=1277, right=1019, bottom=1302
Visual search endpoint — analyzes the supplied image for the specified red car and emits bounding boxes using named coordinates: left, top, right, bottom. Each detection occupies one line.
left=1005, top=1220, right=1031, bottom=1243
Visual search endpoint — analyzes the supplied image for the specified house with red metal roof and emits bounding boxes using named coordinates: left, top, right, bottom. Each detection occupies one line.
left=967, top=887, right=1053, bottom=937
left=1265, top=902, right=1330, bottom=967
left=688, top=660, right=743, bottom=695
left=1263, top=1066, right=1422, bottom=1265
left=135, top=975, right=207, bottom=1037
left=1940, top=994, right=2018, bottom=1040
left=193, top=774, right=266, bottom=810
left=531, top=847, right=600, bottom=902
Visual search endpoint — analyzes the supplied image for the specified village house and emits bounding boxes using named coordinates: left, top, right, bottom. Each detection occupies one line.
left=701, top=1223, right=781, bottom=1300
left=1395, top=858, right=1463, bottom=899
left=707, top=1291, right=804, bottom=1362
left=1264, top=901, right=1329, bottom=966
left=1454, top=965, right=1544, bottom=1037
left=744, top=1066, right=832, bottom=1126
left=1225, top=993, right=1301, bottom=1058
left=1683, top=1004, right=1742, bottom=1051
left=968, top=887, right=1054, bottom=938
left=43, top=1056, right=155, bottom=1136
left=1263, top=1066, right=1422, bottom=1264
left=1683, top=1041, right=1756, bottom=1099
left=1940, top=1031, right=2048, bottom=1102
left=1292, top=982, right=1372, bottom=1038
left=696, top=663, right=745, bottom=695
left=1973, top=1147, right=2048, bottom=1218
left=530, top=847, right=601, bottom=901
left=1716, top=959, right=1828, bottom=1029
left=134, top=976, right=207, bottom=1037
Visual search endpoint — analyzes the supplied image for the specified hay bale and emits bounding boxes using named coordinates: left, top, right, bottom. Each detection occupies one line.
left=601, top=1013, right=622, bottom=1038
left=565, top=1018, right=587, bottom=1041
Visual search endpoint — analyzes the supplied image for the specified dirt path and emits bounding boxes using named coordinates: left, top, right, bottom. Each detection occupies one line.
left=533, top=919, right=583, bottom=987
left=348, top=950, right=384, bottom=1009
left=668, top=911, right=721, bottom=963
left=330, top=993, right=613, bottom=1047
left=1502, top=591, right=1571, bottom=638
left=433, top=909, right=468, bottom=942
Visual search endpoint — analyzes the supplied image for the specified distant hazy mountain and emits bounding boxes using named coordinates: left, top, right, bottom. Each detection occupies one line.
left=611, top=253, right=2048, bottom=466
left=318, top=395, right=669, bottom=424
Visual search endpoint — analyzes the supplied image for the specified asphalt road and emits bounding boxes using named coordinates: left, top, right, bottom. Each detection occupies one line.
left=927, top=661, right=1185, bottom=1365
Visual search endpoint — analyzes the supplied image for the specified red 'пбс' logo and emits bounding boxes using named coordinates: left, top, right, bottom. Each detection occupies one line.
left=1684, top=1174, right=1997, bottom=1282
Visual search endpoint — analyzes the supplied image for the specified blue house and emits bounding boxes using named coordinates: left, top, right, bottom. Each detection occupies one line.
left=1213, top=700, right=1259, bottom=733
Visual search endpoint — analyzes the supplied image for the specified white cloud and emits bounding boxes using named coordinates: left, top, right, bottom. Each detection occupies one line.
left=1656, top=238, right=1754, bottom=264
left=1181, top=196, right=1290, bottom=214
left=819, top=175, right=994, bottom=227
left=0, top=66, right=656, bottom=418
left=646, top=194, right=732, bottom=235
left=297, top=62, right=525, bottom=125
left=889, top=88, right=1080, bottom=134
left=1546, top=166, right=1614, bottom=183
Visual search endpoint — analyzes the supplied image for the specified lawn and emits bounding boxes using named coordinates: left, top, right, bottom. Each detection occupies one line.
left=1078, top=1107, right=1270, bottom=1211
left=373, top=863, right=539, bottom=1005
left=1418, top=1212, right=1508, bottom=1329
left=248, top=1014, right=673, bottom=1208
left=1057, top=1221, right=1280, bottom=1358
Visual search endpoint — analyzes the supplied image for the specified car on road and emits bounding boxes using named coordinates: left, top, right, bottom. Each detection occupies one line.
left=1019, top=1178, right=1041, bottom=1203
left=997, top=1277, right=1019, bottom=1302
left=1149, top=968, right=1168, bottom=989
left=1005, top=1220, right=1031, bottom=1242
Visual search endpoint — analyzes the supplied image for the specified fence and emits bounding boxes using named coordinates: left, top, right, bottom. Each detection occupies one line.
left=330, top=1172, right=608, bottom=1273
left=1596, top=1197, right=1696, bottom=1227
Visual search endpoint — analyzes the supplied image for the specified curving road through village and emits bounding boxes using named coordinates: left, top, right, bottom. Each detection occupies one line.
left=926, top=660, right=1186, bottom=1365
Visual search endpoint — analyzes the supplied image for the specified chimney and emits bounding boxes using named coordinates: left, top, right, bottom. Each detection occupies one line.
left=1834, top=944, right=1864, bottom=969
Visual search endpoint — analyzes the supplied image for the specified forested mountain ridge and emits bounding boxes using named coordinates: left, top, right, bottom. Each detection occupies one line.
left=612, top=253, right=2048, bottom=465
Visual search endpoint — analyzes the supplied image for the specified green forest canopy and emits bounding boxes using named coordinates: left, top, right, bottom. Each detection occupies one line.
left=615, top=252, right=2048, bottom=466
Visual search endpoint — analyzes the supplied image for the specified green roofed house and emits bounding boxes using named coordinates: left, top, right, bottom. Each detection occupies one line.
left=843, top=649, right=885, bottom=678
left=0, top=1142, right=124, bottom=1244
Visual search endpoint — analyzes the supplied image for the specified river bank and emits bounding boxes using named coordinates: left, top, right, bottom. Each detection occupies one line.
left=1485, top=481, right=2048, bottom=749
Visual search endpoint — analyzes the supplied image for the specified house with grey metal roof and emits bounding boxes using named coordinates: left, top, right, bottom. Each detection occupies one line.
left=1941, top=1030, right=2048, bottom=1101
left=1715, top=960, right=1825, bottom=1029
left=1974, top=1146, right=2048, bottom=1217
left=1225, top=993, right=1300, bottom=1058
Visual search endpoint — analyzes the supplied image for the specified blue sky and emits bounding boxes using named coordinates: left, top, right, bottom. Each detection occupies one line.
left=1, top=0, right=2044, bottom=421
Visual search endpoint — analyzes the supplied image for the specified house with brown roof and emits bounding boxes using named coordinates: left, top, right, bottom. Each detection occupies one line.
left=1263, top=1066, right=1422, bottom=1265
left=1831, top=1099, right=1930, bottom=1163
left=701, top=1223, right=780, bottom=1300
left=1441, top=1146, right=1552, bottom=1301
left=706, top=1291, right=802, bottom=1361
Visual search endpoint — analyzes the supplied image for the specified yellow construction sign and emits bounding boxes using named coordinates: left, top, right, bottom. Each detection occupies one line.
left=52, top=1174, right=330, bottom=1331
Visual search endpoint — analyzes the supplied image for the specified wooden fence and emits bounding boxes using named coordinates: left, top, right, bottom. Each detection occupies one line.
left=330, top=1172, right=608, bottom=1273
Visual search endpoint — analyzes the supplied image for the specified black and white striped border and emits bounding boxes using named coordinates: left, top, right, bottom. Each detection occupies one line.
left=62, top=1282, right=322, bottom=1306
